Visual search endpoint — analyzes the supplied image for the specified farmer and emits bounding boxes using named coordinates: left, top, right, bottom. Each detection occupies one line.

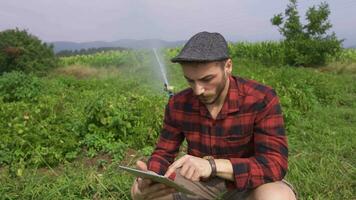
left=131, top=32, right=297, bottom=200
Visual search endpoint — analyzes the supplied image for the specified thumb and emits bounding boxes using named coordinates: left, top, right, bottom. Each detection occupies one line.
left=136, top=160, right=148, bottom=171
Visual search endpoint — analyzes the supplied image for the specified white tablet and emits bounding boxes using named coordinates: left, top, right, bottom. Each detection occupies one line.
left=118, top=165, right=195, bottom=195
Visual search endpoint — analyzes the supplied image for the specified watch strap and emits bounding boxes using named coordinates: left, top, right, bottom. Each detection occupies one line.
left=203, top=156, right=217, bottom=178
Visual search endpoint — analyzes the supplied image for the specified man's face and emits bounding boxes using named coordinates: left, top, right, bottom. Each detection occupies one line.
left=181, top=60, right=231, bottom=105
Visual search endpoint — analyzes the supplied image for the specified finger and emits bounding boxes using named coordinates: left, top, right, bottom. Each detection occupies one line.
left=131, top=179, right=139, bottom=197
left=136, top=160, right=148, bottom=171
left=185, top=166, right=195, bottom=180
left=191, top=170, right=201, bottom=182
left=179, top=163, right=190, bottom=177
left=138, top=178, right=152, bottom=191
left=165, top=156, right=188, bottom=177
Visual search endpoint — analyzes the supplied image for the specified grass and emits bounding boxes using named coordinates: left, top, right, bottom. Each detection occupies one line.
left=287, top=105, right=355, bottom=199
left=1, top=49, right=355, bottom=199
left=0, top=162, right=134, bottom=199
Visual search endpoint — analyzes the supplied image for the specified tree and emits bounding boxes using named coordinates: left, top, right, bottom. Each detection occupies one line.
left=271, top=0, right=342, bottom=67
left=0, top=28, right=58, bottom=75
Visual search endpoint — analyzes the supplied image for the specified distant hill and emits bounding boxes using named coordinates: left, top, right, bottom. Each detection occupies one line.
left=51, top=39, right=185, bottom=53
left=56, top=46, right=129, bottom=57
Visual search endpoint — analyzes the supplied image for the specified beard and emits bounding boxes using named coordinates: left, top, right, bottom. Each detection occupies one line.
left=199, top=73, right=228, bottom=105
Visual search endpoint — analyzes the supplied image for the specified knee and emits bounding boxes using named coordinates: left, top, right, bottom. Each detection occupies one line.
left=247, top=181, right=296, bottom=200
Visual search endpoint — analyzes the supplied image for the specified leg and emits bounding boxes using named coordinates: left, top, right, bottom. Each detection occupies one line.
left=246, top=180, right=297, bottom=200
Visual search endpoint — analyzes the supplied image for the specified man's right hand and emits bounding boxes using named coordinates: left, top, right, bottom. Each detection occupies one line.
left=131, top=160, right=176, bottom=200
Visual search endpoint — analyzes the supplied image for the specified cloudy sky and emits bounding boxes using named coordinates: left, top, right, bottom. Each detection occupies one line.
left=1, top=0, right=355, bottom=46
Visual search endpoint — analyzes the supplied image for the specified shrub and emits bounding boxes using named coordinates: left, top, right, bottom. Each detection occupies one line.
left=0, top=71, right=42, bottom=102
left=0, top=28, right=58, bottom=74
left=83, top=92, right=165, bottom=160
left=0, top=96, right=81, bottom=172
left=271, top=0, right=342, bottom=67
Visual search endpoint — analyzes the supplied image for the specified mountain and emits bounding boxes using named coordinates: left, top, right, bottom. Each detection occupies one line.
left=51, top=39, right=185, bottom=53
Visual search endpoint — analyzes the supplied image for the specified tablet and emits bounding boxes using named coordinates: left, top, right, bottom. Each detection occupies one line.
left=118, top=165, right=195, bottom=195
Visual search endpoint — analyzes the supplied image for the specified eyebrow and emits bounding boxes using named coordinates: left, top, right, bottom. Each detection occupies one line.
left=184, top=74, right=215, bottom=81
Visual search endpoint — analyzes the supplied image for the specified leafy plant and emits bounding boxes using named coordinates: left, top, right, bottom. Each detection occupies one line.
left=0, top=71, right=42, bottom=102
left=83, top=92, right=165, bottom=161
left=271, top=0, right=342, bottom=67
left=0, top=28, right=58, bottom=74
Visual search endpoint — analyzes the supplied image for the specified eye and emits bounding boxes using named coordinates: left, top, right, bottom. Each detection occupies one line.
left=186, top=78, right=194, bottom=83
left=202, top=77, right=213, bottom=83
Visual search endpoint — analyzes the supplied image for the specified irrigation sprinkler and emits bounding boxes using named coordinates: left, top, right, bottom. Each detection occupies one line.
left=164, top=83, right=174, bottom=98
left=153, top=48, right=174, bottom=98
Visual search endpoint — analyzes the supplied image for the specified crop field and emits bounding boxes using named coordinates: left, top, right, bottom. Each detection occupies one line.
left=0, top=44, right=355, bottom=199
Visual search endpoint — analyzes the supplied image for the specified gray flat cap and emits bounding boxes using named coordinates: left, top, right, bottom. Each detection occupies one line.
left=171, top=31, right=229, bottom=63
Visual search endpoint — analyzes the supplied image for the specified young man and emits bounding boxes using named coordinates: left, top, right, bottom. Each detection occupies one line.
left=131, top=32, right=297, bottom=200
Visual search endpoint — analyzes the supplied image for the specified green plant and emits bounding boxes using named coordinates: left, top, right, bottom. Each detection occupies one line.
left=83, top=92, right=165, bottom=161
left=271, top=0, right=342, bottom=67
left=228, top=41, right=286, bottom=66
left=0, top=71, right=42, bottom=102
left=0, top=28, right=58, bottom=74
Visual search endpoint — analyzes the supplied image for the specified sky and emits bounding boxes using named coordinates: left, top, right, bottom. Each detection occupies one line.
left=1, top=0, right=355, bottom=46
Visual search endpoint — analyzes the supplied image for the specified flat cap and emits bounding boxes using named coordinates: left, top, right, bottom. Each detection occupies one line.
left=171, top=31, right=229, bottom=63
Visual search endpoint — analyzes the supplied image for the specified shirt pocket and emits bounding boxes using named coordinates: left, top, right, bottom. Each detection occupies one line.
left=220, top=114, right=254, bottom=155
left=224, top=113, right=255, bottom=138
left=220, top=133, right=253, bottom=156
left=223, top=132, right=252, bottom=144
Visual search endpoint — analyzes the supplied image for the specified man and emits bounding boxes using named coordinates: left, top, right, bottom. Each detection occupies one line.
left=131, top=32, right=297, bottom=200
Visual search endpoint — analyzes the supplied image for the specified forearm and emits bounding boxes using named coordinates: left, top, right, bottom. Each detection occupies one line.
left=215, top=159, right=234, bottom=181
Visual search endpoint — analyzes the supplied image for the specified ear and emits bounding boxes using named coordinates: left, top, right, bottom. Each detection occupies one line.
left=225, top=59, right=233, bottom=75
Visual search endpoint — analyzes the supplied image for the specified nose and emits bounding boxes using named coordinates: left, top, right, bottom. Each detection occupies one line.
left=193, top=83, right=205, bottom=96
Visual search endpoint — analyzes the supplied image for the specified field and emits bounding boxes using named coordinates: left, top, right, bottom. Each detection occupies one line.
left=0, top=44, right=355, bottom=199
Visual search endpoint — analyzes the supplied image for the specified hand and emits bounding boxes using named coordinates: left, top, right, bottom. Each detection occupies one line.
left=131, top=160, right=176, bottom=200
left=164, top=155, right=212, bottom=181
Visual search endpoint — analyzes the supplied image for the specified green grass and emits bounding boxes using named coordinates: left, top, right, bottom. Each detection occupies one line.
left=1, top=47, right=355, bottom=199
left=0, top=162, right=134, bottom=199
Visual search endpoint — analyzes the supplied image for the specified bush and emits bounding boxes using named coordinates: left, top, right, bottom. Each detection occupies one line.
left=0, top=28, right=58, bottom=74
left=283, top=35, right=342, bottom=67
left=0, top=71, right=42, bottom=102
left=271, top=0, right=342, bottom=67
left=83, top=92, right=165, bottom=160
left=0, top=96, right=81, bottom=172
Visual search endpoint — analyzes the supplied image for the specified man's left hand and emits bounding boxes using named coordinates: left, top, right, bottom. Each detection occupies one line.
left=164, top=155, right=211, bottom=181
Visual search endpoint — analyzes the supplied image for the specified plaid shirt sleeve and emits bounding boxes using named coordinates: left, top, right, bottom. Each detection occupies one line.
left=147, top=97, right=184, bottom=175
left=229, top=93, right=288, bottom=191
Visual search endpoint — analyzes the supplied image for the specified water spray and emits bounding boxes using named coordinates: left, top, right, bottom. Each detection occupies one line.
left=153, top=48, right=174, bottom=98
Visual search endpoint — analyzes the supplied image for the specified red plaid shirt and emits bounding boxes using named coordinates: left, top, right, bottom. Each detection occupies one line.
left=147, top=75, right=288, bottom=191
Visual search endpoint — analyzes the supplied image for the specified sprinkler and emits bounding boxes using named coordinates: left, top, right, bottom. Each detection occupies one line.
left=153, top=48, right=175, bottom=98
left=164, top=83, right=174, bottom=98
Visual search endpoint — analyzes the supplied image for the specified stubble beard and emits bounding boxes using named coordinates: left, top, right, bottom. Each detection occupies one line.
left=199, top=74, right=228, bottom=105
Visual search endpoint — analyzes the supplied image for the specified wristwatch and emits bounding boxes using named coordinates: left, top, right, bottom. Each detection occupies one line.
left=203, top=156, right=217, bottom=179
